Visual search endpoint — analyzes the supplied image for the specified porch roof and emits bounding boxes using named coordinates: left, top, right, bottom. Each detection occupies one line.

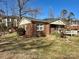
left=50, top=20, right=66, bottom=25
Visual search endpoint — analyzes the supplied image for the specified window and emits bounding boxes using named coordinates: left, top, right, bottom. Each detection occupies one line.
left=36, top=24, right=44, bottom=31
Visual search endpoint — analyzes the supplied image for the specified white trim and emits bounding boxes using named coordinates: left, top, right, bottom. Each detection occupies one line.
left=19, top=19, right=31, bottom=25
left=50, top=20, right=65, bottom=25
left=5, top=18, right=8, bottom=26
left=36, top=24, right=44, bottom=31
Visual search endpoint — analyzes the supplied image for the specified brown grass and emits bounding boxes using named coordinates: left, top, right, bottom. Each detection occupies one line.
left=0, top=35, right=79, bottom=59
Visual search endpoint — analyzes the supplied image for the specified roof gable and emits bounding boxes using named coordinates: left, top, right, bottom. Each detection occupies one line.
left=19, top=18, right=31, bottom=25
left=50, top=20, right=66, bottom=25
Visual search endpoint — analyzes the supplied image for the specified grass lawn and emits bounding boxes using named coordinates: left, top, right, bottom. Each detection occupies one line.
left=0, top=33, right=79, bottom=59
left=37, top=36, right=79, bottom=59
left=0, top=32, right=17, bottom=39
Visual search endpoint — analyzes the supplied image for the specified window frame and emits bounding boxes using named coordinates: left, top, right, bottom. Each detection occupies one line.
left=36, top=23, right=44, bottom=31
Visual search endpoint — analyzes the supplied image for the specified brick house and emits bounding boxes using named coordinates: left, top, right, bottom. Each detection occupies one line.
left=19, top=17, right=50, bottom=37
left=19, top=17, right=79, bottom=37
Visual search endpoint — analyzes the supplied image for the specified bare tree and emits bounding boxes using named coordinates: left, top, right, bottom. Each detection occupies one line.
left=17, top=0, right=31, bottom=20
left=17, top=0, right=41, bottom=20
left=11, top=7, right=17, bottom=16
left=15, top=0, right=41, bottom=28
left=28, top=8, right=41, bottom=18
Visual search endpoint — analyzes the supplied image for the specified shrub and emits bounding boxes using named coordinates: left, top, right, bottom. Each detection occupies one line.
left=17, top=28, right=26, bottom=36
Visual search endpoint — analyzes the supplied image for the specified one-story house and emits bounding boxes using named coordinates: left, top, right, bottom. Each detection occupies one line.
left=19, top=17, right=79, bottom=37
left=19, top=17, right=50, bottom=37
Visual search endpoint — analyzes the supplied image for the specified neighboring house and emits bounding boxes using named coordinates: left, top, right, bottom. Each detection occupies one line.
left=64, top=19, right=79, bottom=30
left=1, top=16, right=18, bottom=28
left=19, top=17, right=50, bottom=37
left=64, top=19, right=79, bottom=35
left=0, top=16, right=18, bottom=27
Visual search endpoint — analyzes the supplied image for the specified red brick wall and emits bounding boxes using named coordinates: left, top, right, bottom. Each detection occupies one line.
left=25, top=22, right=50, bottom=37
left=32, top=24, right=37, bottom=36
left=25, top=23, right=33, bottom=37
left=44, top=24, right=50, bottom=36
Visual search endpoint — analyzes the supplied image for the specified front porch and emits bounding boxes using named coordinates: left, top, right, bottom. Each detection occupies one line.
left=50, top=20, right=66, bottom=33
left=50, top=24, right=65, bottom=33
